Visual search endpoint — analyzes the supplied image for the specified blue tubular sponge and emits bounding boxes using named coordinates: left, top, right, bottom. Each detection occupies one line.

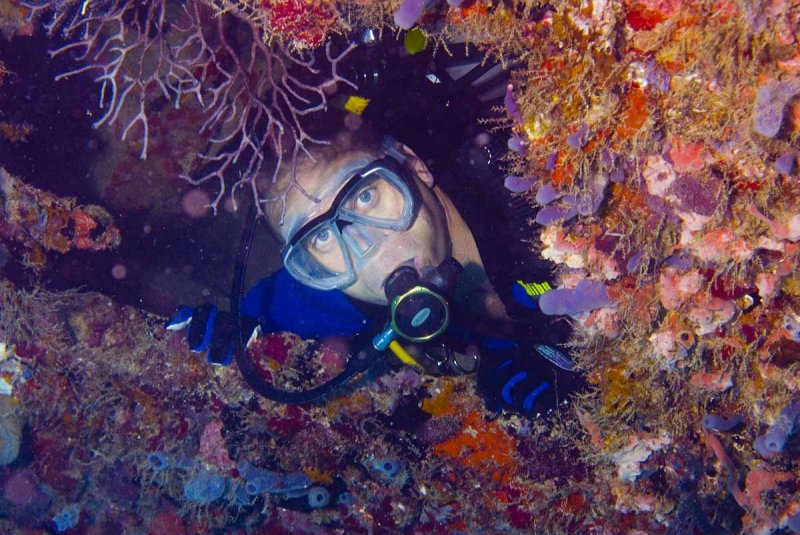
left=539, top=279, right=611, bottom=316
left=755, top=400, right=800, bottom=454
left=787, top=510, right=800, bottom=533
left=53, top=504, right=80, bottom=532
left=372, top=458, right=402, bottom=479
left=183, top=471, right=227, bottom=504
left=237, top=460, right=311, bottom=496
left=702, top=414, right=744, bottom=432
left=146, top=452, right=170, bottom=472
left=307, top=486, right=331, bottom=509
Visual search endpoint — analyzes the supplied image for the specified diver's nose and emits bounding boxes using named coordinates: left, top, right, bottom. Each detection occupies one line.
left=341, top=223, right=380, bottom=257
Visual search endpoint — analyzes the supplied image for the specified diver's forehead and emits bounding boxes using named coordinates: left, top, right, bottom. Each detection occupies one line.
left=281, top=151, right=377, bottom=240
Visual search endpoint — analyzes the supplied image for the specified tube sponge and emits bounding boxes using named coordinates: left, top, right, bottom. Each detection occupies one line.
left=394, top=0, right=427, bottom=30
left=183, top=471, right=227, bottom=504
left=753, top=79, right=800, bottom=138
left=702, top=414, right=744, bottom=432
left=372, top=458, right=402, bottom=479
left=787, top=510, right=800, bottom=533
left=0, top=396, right=21, bottom=466
left=539, top=279, right=611, bottom=316
left=53, top=504, right=80, bottom=532
left=237, top=460, right=311, bottom=496
left=755, top=400, right=800, bottom=455
left=307, top=486, right=330, bottom=509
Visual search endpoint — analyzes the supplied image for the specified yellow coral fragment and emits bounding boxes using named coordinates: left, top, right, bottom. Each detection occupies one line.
left=344, top=96, right=370, bottom=115
left=523, top=114, right=550, bottom=140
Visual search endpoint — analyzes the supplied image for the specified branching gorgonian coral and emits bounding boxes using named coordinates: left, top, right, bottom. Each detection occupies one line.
left=24, top=0, right=356, bottom=216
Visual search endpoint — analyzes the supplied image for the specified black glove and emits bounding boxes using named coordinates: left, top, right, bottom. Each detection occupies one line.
left=476, top=344, right=579, bottom=416
left=166, top=304, right=244, bottom=365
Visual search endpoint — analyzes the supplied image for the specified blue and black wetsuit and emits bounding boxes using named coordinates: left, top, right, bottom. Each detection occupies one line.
left=238, top=134, right=579, bottom=414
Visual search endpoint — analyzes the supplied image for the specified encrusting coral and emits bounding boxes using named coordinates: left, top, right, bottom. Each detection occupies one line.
left=0, top=0, right=799, bottom=532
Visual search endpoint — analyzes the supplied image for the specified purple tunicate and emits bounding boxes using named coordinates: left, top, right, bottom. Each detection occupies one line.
left=645, top=59, right=671, bottom=93
left=671, top=174, right=718, bottom=217
left=625, top=250, right=644, bottom=274
left=535, top=204, right=578, bottom=225
left=586, top=173, right=609, bottom=215
left=755, top=400, right=800, bottom=454
left=505, top=84, right=523, bottom=124
left=753, top=78, right=800, bottom=138
left=576, top=194, right=595, bottom=216
left=535, top=184, right=562, bottom=205
left=507, top=135, right=526, bottom=153
left=238, top=460, right=311, bottom=496
left=754, top=435, right=774, bottom=457
left=609, top=166, right=625, bottom=183
left=702, top=414, right=745, bottom=432
left=787, top=510, right=800, bottom=533
left=662, top=254, right=693, bottom=270
left=504, top=175, right=533, bottom=193
left=545, top=152, right=559, bottom=171
left=566, top=123, right=589, bottom=149
left=394, top=0, right=427, bottom=30
left=539, top=279, right=611, bottom=316
left=776, top=153, right=797, bottom=175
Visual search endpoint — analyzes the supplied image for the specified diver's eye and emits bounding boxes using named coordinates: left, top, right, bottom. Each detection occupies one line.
left=311, top=228, right=334, bottom=251
left=356, top=187, right=375, bottom=208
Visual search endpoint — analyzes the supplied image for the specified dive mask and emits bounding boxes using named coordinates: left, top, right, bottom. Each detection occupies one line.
left=281, top=145, right=420, bottom=291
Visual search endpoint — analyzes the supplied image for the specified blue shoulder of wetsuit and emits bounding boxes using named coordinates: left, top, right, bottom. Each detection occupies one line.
left=241, top=268, right=367, bottom=340
left=168, top=268, right=368, bottom=365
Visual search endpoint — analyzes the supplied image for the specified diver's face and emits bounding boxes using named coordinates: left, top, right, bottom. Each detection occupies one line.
left=273, top=150, right=450, bottom=304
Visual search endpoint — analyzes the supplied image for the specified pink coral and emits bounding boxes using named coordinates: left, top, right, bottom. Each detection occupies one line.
left=540, top=226, right=591, bottom=268
left=198, top=420, right=235, bottom=471
left=690, top=370, right=733, bottom=392
left=648, top=313, right=696, bottom=367
left=581, top=307, right=620, bottom=338
left=658, top=267, right=702, bottom=310
left=684, top=228, right=754, bottom=263
left=755, top=272, right=781, bottom=300
left=263, top=0, right=337, bottom=49
left=643, top=155, right=676, bottom=197
left=668, top=138, right=712, bottom=174
left=612, top=431, right=670, bottom=482
left=747, top=203, right=800, bottom=242
left=687, top=294, right=736, bottom=335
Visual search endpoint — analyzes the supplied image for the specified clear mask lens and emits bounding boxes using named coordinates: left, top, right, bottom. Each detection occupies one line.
left=337, top=171, right=413, bottom=230
left=283, top=161, right=418, bottom=290
left=284, top=221, right=355, bottom=290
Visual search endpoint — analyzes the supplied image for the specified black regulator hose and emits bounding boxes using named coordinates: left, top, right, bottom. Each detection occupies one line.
left=229, top=203, right=383, bottom=404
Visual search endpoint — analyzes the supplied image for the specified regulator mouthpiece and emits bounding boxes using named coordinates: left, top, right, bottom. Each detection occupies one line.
left=383, top=258, right=463, bottom=343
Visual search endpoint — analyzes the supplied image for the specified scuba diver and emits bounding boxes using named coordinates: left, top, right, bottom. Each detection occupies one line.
left=168, top=36, right=582, bottom=416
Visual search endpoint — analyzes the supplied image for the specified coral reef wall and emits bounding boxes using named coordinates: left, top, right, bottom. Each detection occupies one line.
left=0, top=0, right=799, bottom=533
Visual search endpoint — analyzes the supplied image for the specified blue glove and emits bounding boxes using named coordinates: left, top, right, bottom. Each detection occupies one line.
left=167, top=303, right=247, bottom=365
left=477, top=345, right=577, bottom=415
